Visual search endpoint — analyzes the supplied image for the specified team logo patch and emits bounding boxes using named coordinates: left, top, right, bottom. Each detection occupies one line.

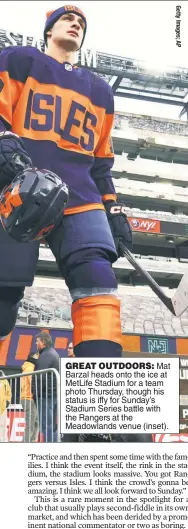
left=64, top=5, right=85, bottom=17
left=65, top=64, right=73, bottom=71
left=131, top=219, right=139, bottom=229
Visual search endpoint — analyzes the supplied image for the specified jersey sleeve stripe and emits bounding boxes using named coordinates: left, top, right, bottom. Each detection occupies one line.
left=0, top=71, right=24, bottom=126
left=94, top=114, right=114, bottom=158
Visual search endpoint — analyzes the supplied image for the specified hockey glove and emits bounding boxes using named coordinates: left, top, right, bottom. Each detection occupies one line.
left=0, top=131, right=32, bottom=190
left=105, top=201, right=132, bottom=257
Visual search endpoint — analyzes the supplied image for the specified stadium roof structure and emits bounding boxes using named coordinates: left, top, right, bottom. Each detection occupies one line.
left=78, top=51, right=188, bottom=108
left=0, top=29, right=188, bottom=107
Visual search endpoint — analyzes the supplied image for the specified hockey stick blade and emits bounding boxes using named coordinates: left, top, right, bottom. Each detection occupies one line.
left=119, top=243, right=178, bottom=316
left=171, top=269, right=188, bottom=317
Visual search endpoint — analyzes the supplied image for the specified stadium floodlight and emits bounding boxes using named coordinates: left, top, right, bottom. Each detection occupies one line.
left=120, top=242, right=188, bottom=317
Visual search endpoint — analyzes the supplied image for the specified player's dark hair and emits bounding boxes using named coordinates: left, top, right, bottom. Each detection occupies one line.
left=36, top=332, right=53, bottom=348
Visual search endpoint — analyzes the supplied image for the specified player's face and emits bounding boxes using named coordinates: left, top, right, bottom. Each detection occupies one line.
left=36, top=337, right=44, bottom=351
left=67, top=343, right=75, bottom=357
left=50, top=13, right=85, bottom=51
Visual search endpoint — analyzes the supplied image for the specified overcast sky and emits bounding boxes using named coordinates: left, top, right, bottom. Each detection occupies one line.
left=1, top=1, right=188, bottom=65
left=1, top=1, right=188, bottom=117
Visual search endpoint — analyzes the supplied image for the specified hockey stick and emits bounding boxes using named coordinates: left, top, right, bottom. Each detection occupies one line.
left=119, top=242, right=188, bottom=317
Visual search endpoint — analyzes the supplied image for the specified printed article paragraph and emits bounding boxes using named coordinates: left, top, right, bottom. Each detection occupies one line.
left=27, top=448, right=188, bottom=529
left=61, top=358, right=179, bottom=434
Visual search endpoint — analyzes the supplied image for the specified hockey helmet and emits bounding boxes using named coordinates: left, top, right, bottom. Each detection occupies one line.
left=0, top=167, right=69, bottom=242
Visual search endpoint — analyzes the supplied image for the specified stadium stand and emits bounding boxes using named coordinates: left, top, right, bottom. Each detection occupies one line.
left=123, top=208, right=188, bottom=223
left=114, top=113, right=188, bottom=137
left=0, top=32, right=187, bottom=355
left=115, top=178, right=188, bottom=202
left=17, top=280, right=188, bottom=337
left=113, top=155, right=188, bottom=186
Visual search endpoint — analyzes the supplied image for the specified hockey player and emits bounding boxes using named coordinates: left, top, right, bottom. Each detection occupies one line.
left=0, top=5, right=132, bottom=358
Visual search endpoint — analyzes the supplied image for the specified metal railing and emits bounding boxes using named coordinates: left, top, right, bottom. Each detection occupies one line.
left=0, top=369, right=60, bottom=443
